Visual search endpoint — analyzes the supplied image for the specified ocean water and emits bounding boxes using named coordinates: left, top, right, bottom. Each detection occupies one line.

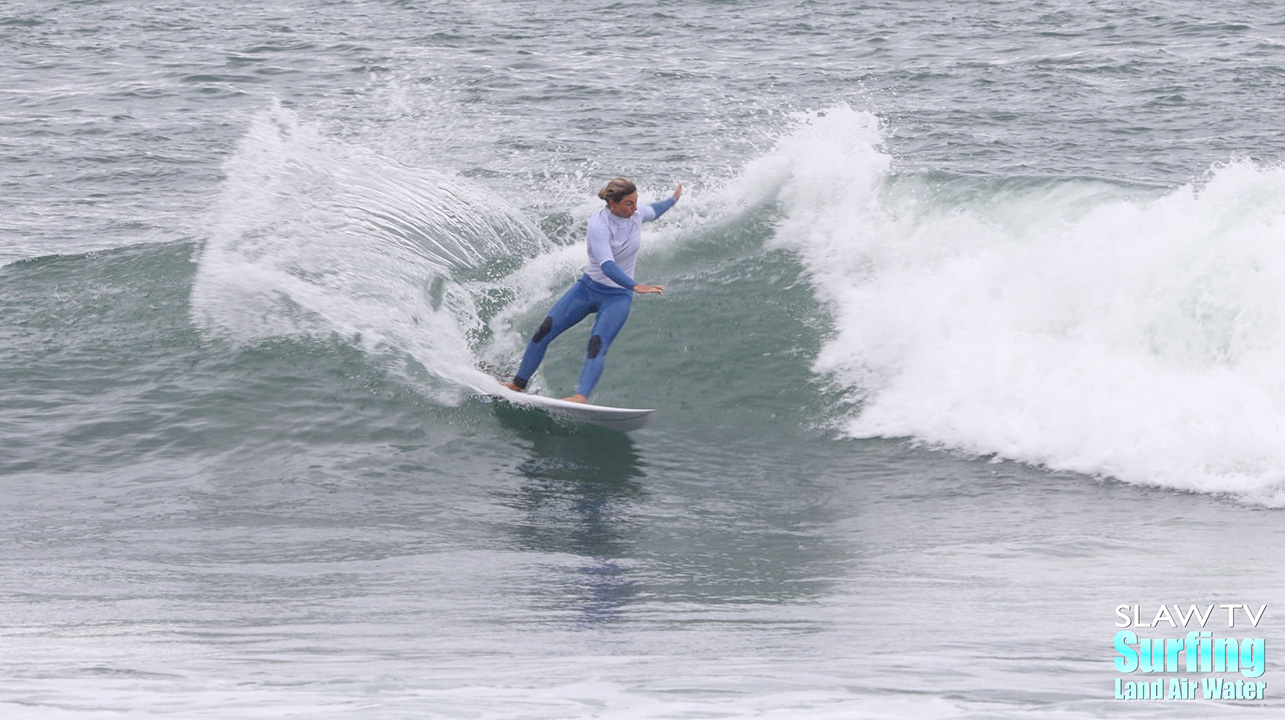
left=4, top=0, right=1285, bottom=717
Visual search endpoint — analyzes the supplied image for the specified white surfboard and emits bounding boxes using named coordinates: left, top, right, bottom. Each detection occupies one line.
left=488, top=382, right=655, bottom=432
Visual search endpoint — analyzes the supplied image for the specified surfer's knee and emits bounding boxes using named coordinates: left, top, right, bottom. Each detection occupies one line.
left=586, top=335, right=603, bottom=359
left=531, top=316, right=553, bottom=343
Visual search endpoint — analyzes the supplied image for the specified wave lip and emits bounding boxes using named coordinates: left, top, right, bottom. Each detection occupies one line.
left=744, top=106, right=1285, bottom=505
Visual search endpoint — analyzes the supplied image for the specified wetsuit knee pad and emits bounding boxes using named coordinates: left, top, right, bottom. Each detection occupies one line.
left=587, top=335, right=603, bottom=359
left=531, top=316, right=553, bottom=343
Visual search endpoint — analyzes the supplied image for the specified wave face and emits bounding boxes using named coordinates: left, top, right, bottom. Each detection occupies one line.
left=735, top=107, right=1285, bottom=503
left=183, top=102, right=1285, bottom=505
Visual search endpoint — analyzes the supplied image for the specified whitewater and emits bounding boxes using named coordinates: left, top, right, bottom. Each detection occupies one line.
left=744, top=107, right=1285, bottom=504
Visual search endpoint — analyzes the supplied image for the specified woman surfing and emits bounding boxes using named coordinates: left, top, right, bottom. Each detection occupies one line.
left=503, top=177, right=682, bottom=403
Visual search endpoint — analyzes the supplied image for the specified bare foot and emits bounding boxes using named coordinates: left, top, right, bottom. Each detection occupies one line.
left=560, top=393, right=588, bottom=404
left=501, top=381, right=523, bottom=392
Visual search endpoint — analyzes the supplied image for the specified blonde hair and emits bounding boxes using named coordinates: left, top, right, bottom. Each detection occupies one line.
left=597, top=177, right=637, bottom=203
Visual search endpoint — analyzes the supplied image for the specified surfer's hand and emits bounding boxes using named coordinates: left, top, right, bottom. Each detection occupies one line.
left=672, top=183, right=683, bottom=201
left=633, top=283, right=664, bottom=295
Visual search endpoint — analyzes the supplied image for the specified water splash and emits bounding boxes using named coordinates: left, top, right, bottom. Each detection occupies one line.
left=190, top=103, right=548, bottom=399
left=733, top=105, right=1285, bottom=504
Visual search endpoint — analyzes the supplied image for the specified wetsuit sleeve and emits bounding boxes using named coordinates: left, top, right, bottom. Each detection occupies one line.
left=600, top=260, right=637, bottom=289
left=648, top=196, right=676, bottom=220
left=586, top=218, right=615, bottom=266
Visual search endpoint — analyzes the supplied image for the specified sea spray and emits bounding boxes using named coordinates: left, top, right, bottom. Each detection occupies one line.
left=190, top=104, right=548, bottom=398
left=736, top=106, right=1285, bottom=504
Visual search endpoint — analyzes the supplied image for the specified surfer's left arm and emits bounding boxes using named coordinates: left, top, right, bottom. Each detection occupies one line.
left=645, top=183, right=683, bottom=221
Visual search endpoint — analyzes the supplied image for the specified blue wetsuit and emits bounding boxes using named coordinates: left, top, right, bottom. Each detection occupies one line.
left=512, top=196, right=676, bottom=398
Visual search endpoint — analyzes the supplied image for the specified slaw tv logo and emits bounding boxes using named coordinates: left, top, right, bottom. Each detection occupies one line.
left=1113, top=604, right=1267, bottom=701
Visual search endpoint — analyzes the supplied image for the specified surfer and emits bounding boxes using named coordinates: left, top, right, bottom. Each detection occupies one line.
left=503, top=177, right=682, bottom=403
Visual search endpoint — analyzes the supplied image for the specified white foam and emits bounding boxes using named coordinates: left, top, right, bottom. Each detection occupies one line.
left=190, top=103, right=548, bottom=398
left=740, top=106, right=1285, bottom=505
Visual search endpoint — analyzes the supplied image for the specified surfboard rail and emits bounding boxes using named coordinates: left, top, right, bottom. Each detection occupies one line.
left=487, top=383, right=655, bottom=432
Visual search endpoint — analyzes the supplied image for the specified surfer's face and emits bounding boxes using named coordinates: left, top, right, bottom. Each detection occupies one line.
left=607, top=192, right=638, bottom=218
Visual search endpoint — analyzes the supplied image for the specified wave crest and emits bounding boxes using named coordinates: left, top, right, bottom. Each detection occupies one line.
left=745, top=106, right=1285, bottom=504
